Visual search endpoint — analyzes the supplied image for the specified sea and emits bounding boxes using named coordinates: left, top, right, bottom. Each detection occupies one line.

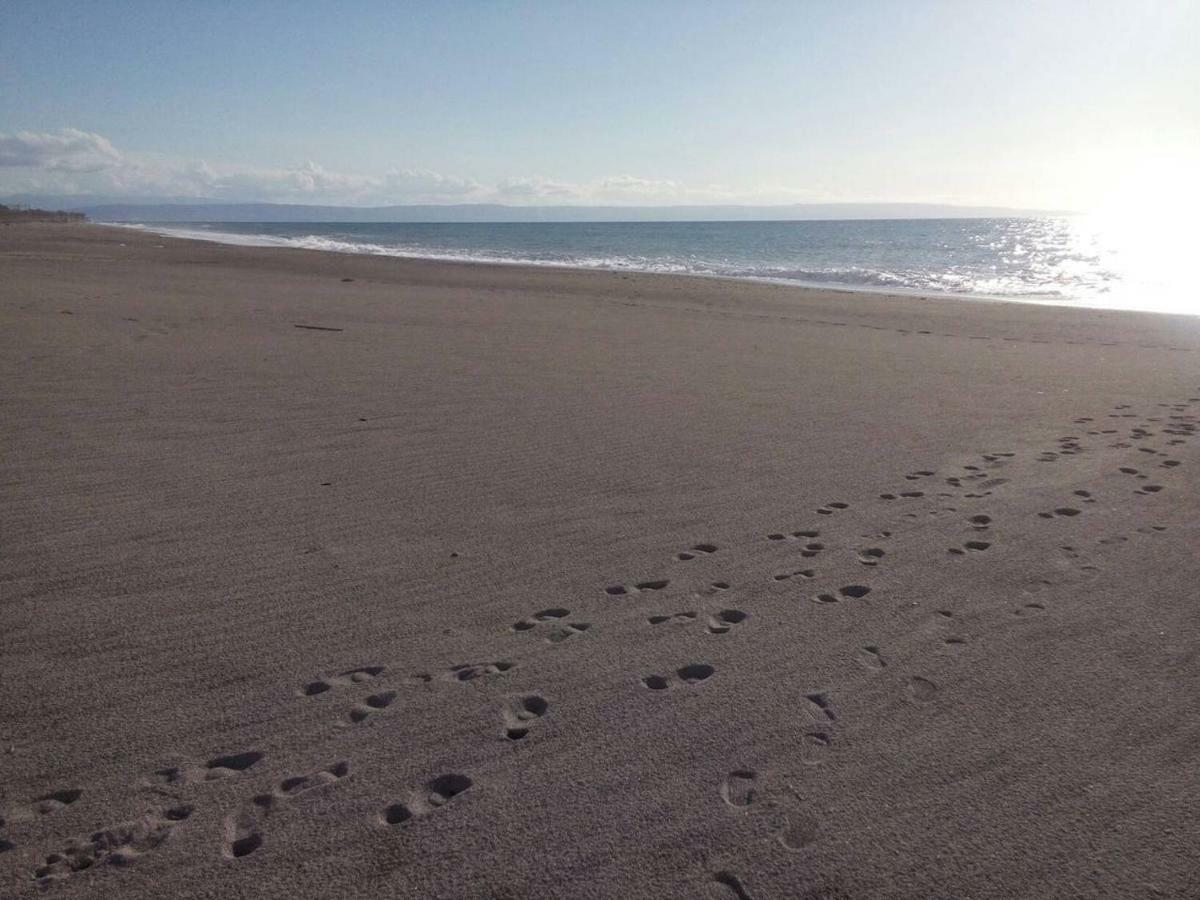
left=122, top=217, right=1194, bottom=315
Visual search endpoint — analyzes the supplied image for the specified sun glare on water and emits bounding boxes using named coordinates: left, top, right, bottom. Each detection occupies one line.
left=1075, top=157, right=1200, bottom=315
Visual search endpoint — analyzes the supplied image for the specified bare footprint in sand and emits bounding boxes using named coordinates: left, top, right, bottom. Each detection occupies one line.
left=545, top=622, right=592, bottom=643
left=511, top=608, right=569, bottom=632
left=445, top=661, right=515, bottom=682
left=813, top=585, right=871, bottom=604
left=5, top=789, right=83, bottom=825
left=907, top=676, right=939, bottom=703
left=605, top=579, right=670, bottom=597
left=501, top=694, right=549, bottom=741
left=300, top=665, right=386, bottom=697
left=348, top=691, right=397, bottom=724
left=706, top=609, right=748, bottom=634
left=34, top=803, right=194, bottom=880
left=719, top=770, right=758, bottom=808
left=712, top=871, right=756, bottom=900
left=805, top=691, right=837, bottom=723
left=648, top=611, right=697, bottom=626
left=858, top=645, right=886, bottom=670
left=381, top=773, right=474, bottom=827
left=641, top=664, right=715, bottom=691
left=858, top=547, right=885, bottom=566
left=154, top=751, right=264, bottom=785
left=677, top=543, right=719, bottom=561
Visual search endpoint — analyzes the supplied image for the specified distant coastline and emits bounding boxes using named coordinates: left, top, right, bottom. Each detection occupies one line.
left=0, top=196, right=1065, bottom=224
left=0, top=204, right=86, bottom=224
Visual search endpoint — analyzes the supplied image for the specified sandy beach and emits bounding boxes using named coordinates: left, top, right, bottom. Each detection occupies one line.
left=2, top=222, right=1198, bottom=898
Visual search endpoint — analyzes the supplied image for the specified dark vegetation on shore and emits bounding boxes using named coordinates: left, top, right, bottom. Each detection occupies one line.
left=0, top=204, right=87, bottom=224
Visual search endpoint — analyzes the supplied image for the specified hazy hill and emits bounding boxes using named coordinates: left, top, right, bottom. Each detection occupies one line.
left=0, top=196, right=1061, bottom=223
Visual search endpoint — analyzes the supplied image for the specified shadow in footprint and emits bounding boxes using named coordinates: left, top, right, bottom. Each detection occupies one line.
left=707, top=609, right=748, bottom=634
left=381, top=774, right=474, bottom=827
left=503, top=694, right=549, bottom=741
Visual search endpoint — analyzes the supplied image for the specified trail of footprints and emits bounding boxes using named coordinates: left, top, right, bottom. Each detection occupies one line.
left=10, top=390, right=1195, bottom=888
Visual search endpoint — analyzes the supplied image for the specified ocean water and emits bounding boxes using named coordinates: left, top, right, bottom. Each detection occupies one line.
left=127, top=217, right=1195, bottom=314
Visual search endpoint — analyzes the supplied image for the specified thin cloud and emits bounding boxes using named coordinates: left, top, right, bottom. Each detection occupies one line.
left=0, top=127, right=832, bottom=206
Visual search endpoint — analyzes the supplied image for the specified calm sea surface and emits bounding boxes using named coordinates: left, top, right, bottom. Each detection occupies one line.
left=129, top=218, right=1195, bottom=314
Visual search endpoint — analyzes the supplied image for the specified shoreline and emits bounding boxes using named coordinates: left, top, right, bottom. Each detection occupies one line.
left=82, top=220, right=1200, bottom=327
left=105, top=219, right=1172, bottom=316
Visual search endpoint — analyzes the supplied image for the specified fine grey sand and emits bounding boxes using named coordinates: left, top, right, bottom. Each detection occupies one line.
left=2, top=224, right=1199, bottom=899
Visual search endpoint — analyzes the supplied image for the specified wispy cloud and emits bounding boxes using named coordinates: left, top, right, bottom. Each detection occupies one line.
left=0, top=128, right=833, bottom=206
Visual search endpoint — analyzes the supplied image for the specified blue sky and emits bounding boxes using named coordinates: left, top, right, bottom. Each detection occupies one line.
left=1, top=1, right=1197, bottom=209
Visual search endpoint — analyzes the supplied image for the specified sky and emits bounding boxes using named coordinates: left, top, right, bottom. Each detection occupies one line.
left=1, top=0, right=1198, bottom=211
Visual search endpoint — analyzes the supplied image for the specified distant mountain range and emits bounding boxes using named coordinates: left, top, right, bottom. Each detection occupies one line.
left=2, top=195, right=1065, bottom=223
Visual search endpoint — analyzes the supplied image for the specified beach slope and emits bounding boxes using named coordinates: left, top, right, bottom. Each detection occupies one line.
left=2, top=224, right=1198, bottom=898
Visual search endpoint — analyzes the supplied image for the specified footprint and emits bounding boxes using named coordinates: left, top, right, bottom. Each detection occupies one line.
left=774, top=811, right=820, bottom=851
left=336, top=666, right=385, bottom=684
left=224, top=797, right=273, bottom=859
left=32, top=789, right=83, bottom=816
left=768, top=571, right=816, bottom=585
left=512, top=608, right=570, bottom=632
left=816, top=501, right=850, bottom=515
left=34, top=804, right=194, bottom=879
left=815, top=585, right=871, bottom=603
left=857, top=547, right=885, bottom=566
left=800, top=730, right=832, bottom=766
left=502, top=694, right=549, bottom=741
left=605, top=579, right=670, bottom=596
left=804, top=691, right=836, bottom=722
left=768, top=529, right=820, bottom=542
left=678, top=663, right=715, bottom=683
left=642, top=664, right=715, bottom=690
left=907, top=676, right=938, bottom=703
left=301, top=666, right=387, bottom=696
left=648, top=611, right=697, bottom=626
left=719, top=770, right=758, bottom=808
left=677, top=543, right=719, bottom=561
left=968, top=514, right=991, bottom=529
left=275, top=761, right=351, bottom=798
left=381, top=774, right=474, bottom=827
left=713, top=871, right=756, bottom=900
left=949, top=540, right=990, bottom=555
left=348, top=691, right=397, bottom=724
left=545, top=622, right=591, bottom=643
left=706, top=609, right=748, bottom=635
left=146, top=753, right=258, bottom=785
left=446, top=661, right=515, bottom=682
left=205, top=752, right=265, bottom=780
